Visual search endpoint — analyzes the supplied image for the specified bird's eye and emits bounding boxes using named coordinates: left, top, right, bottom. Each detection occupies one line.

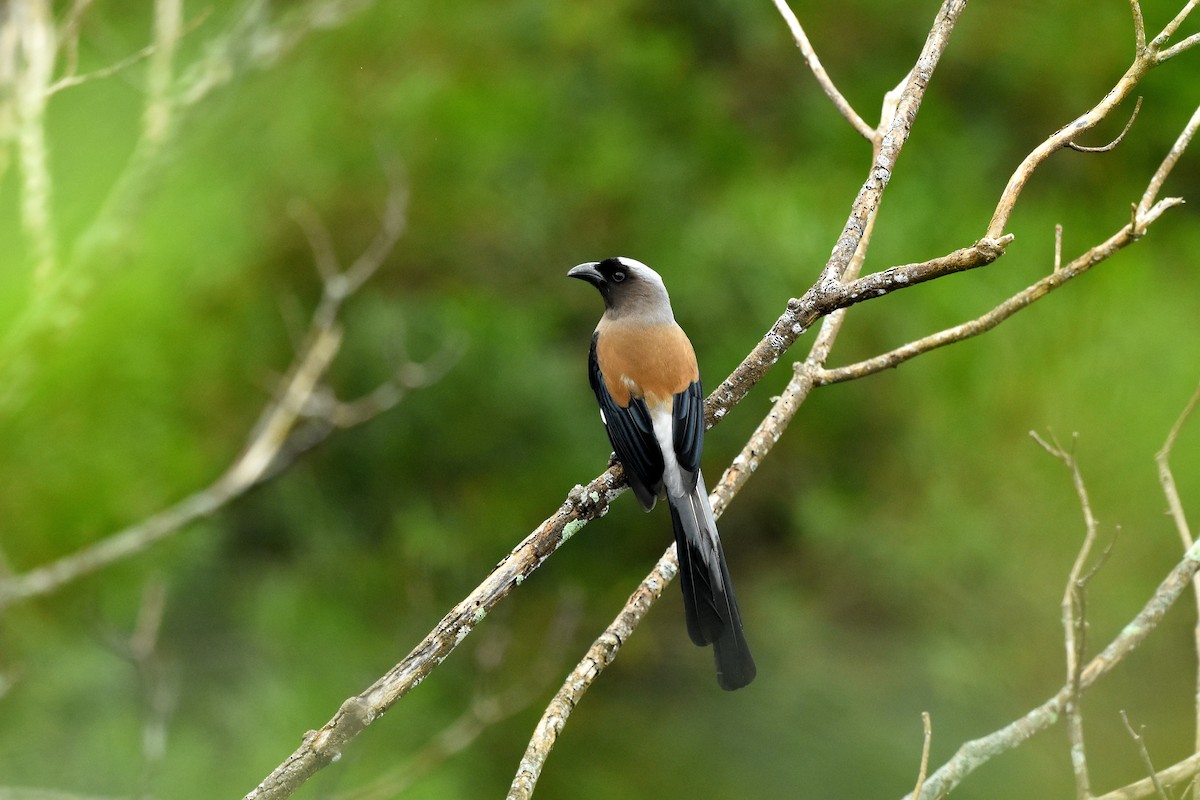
left=611, top=271, right=626, bottom=283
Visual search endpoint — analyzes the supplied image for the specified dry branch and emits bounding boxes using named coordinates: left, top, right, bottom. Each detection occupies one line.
left=506, top=2, right=968, bottom=795
left=250, top=5, right=973, bottom=796
left=0, top=183, right=443, bottom=612
left=1156, top=381, right=1200, bottom=787
left=514, top=3, right=1199, bottom=799
left=906, top=531, right=1200, bottom=800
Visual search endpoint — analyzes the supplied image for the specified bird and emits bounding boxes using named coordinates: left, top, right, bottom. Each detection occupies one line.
left=568, top=256, right=756, bottom=691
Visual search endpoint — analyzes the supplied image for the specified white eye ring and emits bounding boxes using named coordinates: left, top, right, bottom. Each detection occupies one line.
left=612, top=271, right=626, bottom=283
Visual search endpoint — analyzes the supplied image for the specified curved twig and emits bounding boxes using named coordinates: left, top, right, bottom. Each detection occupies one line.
left=1066, top=95, right=1142, bottom=152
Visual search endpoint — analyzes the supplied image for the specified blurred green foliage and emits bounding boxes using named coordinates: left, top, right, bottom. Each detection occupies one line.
left=1, top=0, right=1199, bottom=798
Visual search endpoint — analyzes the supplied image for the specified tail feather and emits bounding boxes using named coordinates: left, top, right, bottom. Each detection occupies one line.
left=668, top=473, right=756, bottom=691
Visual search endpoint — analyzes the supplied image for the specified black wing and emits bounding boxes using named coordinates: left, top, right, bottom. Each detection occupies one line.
left=671, top=378, right=704, bottom=483
left=588, top=332, right=664, bottom=510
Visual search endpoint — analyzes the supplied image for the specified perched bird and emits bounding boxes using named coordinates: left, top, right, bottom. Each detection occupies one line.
left=568, top=256, right=755, bottom=691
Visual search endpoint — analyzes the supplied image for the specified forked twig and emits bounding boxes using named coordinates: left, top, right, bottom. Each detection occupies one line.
left=0, top=179, right=446, bottom=612
left=1120, top=711, right=1169, bottom=800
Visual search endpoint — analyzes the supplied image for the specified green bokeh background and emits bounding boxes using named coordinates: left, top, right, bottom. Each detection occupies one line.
left=2, top=1, right=1199, bottom=797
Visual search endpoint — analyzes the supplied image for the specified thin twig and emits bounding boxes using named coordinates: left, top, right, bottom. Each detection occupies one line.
left=769, top=0, right=874, bottom=140
left=1150, top=0, right=1198, bottom=51
left=1120, top=711, right=1169, bottom=800
left=1158, top=30, right=1200, bottom=62
left=1138, top=102, right=1200, bottom=218
left=1130, top=0, right=1147, bottom=52
left=1066, top=96, right=1142, bottom=153
left=912, top=712, right=933, bottom=800
left=985, top=0, right=1199, bottom=241
left=1032, top=431, right=1102, bottom=800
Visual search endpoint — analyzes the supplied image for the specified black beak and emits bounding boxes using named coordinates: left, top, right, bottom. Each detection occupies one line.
left=567, top=262, right=604, bottom=287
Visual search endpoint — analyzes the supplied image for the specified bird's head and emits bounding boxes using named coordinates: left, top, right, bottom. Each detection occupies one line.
left=567, top=256, right=674, bottom=322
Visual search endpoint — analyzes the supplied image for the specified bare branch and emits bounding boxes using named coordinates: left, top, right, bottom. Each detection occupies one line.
left=1155, top=381, right=1200, bottom=784
left=1150, top=0, right=1198, bottom=51
left=142, top=0, right=183, bottom=144
left=242, top=468, right=626, bottom=800
left=1130, top=0, right=1147, bottom=52
left=507, top=556, right=676, bottom=800
left=339, top=600, right=581, bottom=800
left=1139, top=102, right=1200, bottom=218
left=907, top=533, right=1200, bottom=799
left=705, top=0, right=969, bottom=428
left=508, top=13, right=946, bottom=794
left=48, top=42, right=157, bottom=94
left=0, top=183, right=435, bottom=612
left=0, top=0, right=379, bottom=414
left=1158, top=380, right=1200, bottom=554
left=1159, top=30, right=1200, bottom=62
left=58, top=0, right=96, bottom=79
left=987, top=0, right=1196, bottom=237
left=815, top=195, right=1182, bottom=386
left=819, top=72, right=1200, bottom=388
left=10, top=0, right=58, bottom=287
left=769, top=0, right=873, bottom=140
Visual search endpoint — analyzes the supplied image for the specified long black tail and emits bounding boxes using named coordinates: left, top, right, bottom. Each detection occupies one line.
left=668, top=471, right=756, bottom=691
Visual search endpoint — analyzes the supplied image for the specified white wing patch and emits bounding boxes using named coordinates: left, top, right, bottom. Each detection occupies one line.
left=649, top=403, right=685, bottom=498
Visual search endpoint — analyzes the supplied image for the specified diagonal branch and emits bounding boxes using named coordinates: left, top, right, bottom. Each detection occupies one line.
left=506, top=7, right=962, bottom=797
left=247, top=5, right=973, bottom=799
left=1155, top=380, right=1200, bottom=790
left=907, top=533, right=1200, bottom=799
left=1095, top=751, right=1200, bottom=800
